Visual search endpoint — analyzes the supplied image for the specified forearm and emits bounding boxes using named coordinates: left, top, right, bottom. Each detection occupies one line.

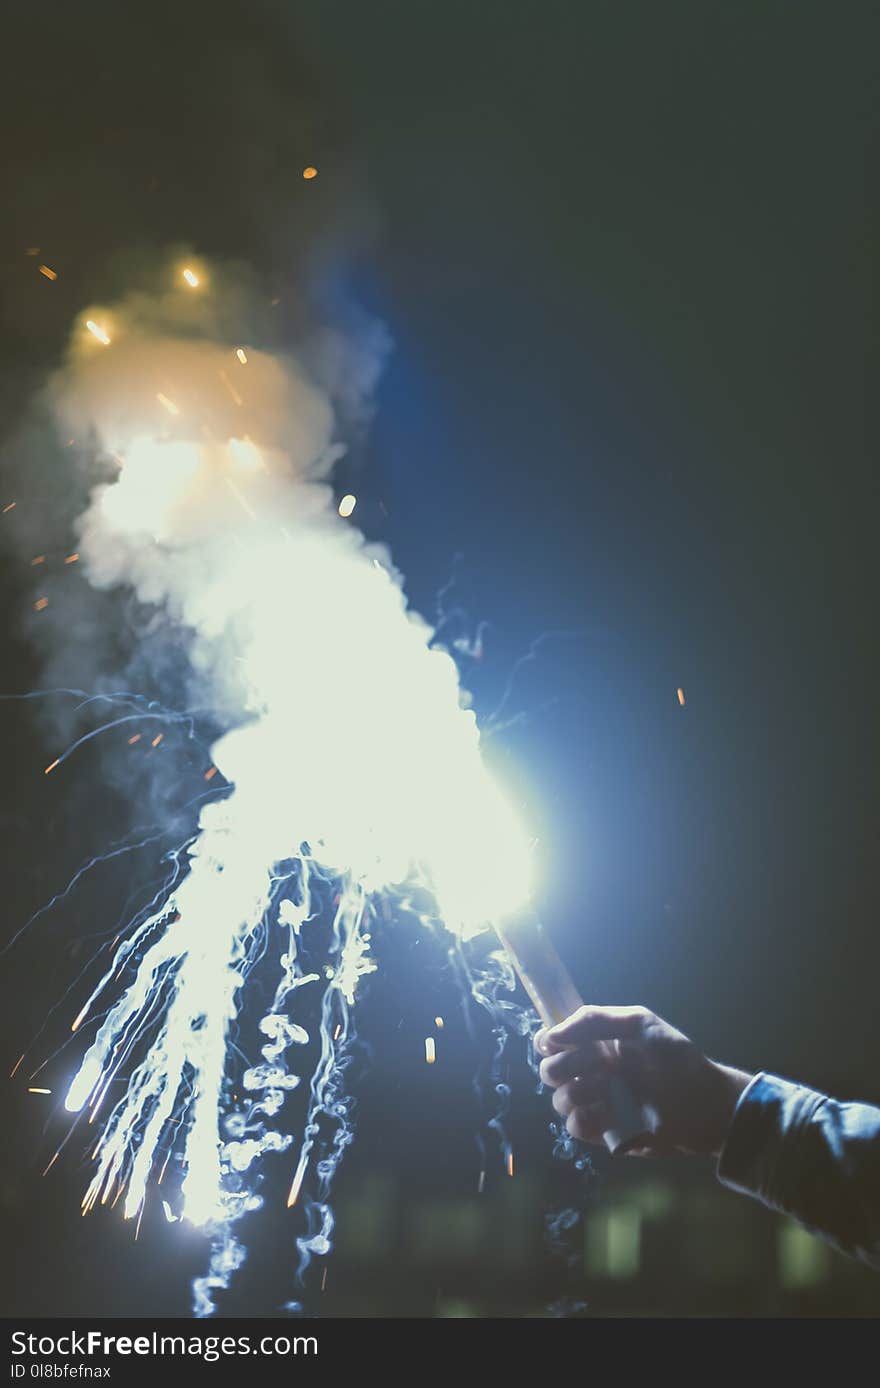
left=717, top=1072, right=880, bottom=1270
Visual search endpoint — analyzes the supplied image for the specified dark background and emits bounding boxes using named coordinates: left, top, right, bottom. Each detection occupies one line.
left=0, top=1, right=877, bottom=1317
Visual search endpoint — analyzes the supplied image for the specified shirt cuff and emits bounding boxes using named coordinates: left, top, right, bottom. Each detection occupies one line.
left=717, top=1071, right=827, bottom=1211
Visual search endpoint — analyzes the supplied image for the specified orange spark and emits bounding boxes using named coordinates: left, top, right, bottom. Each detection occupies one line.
left=151, top=733, right=163, bottom=748
left=3, top=502, right=15, bottom=513
left=302, top=165, right=318, bottom=180
left=43, top=1151, right=60, bottom=1177
left=506, top=1151, right=515, bottom=1178
left=71, top=1002, right=90, bottom=1033
left=435, top=1016, right=444, bottom=1029
left=34, top=597, right=49, bottom=611
left=44, top=758, right=60, bottom=775
left=287, top=1159, right=307, bottom=1209
left=677, top=687, right=686, bottom=707
left=204, top=765, right=217, bottom=780
left=28, top=1087, right=51, bottom=1095
left=38, top=265, right=58, bottom=281
left=127, top=733, right=142, bottom=745
left=219, top=370, right=243, bottom=406
left=64, top=553, right=80, bottom=564
left=235, top=347, right=248, bottom=365
left=10, top=1054, right=25, bottom=1079
left=30, top=555, right=46, bottom=566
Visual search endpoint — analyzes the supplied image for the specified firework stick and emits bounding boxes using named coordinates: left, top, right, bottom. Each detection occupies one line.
left=496, top=911, right=648, bottom=1155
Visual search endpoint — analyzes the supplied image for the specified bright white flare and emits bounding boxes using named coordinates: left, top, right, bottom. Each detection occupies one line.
left=56, top=269, right=532, bottom=1261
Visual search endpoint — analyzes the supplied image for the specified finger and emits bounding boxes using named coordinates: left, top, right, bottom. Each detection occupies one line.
left=566, top=1100, right=613, bottom=1145
left=540, top=1046, right=605, bottom=1089
left=551, top=1074, right=607, bottom=1118
left=544, top=1005, right=648, bottom=1050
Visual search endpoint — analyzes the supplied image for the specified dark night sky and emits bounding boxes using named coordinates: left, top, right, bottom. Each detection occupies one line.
left=0, top=1, right=877, bottom=1317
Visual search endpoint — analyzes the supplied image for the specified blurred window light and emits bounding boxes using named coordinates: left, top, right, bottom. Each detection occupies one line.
left=586, top=1207, right=641, bottom=1279
left=778, top=1222, right=829, bottom=1289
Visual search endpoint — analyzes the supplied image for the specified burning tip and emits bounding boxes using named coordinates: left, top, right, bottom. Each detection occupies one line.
left=182, top=267, right=200, bottom=288
left=44, top=758, right=60, bottom=776
left=151, top=734, right=163, bottom=748
left=34, top=597, right=49, bottom=612
left=434, top=1016, right=444, bottom=1029
left=676, top=687, right=686, bottom=707
left=506, top=1152, right=515, bottom=1178
left=338, top=493, right=357, bottom=519
left=302, top=165, right=318, bottom=180
left=3, top=502, right=16, bottom=514
left=85, top=320, right=111, bottom=346
left=38, top=265, right=58, bottom=281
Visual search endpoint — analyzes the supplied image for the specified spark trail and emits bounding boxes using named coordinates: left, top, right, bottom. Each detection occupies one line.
left=23, top=261, right=536, bottom=1313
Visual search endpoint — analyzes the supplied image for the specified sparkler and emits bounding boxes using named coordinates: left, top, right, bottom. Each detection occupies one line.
left=17, top=255, right=629, bottom=1315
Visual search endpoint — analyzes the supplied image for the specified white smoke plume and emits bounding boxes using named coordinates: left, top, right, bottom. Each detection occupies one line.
left=37, top=259, right=533, bottom=1311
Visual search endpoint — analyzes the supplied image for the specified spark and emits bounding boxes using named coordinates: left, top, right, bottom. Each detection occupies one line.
left=287, top=1151, right=308, bottom=1209
left=127, top=734, right=142, bottom=745
left=338, top=494, right=357, bottom=518
left=435, top=1016, right=444, bottom=1029
left=71, top=1003, right=90, bottom=1034
left=28, top=1087, right=52, bottom=1095
left=38, top=265, right=58, bottom=281
left=3, top=502, right=15, bottom=513
left=44, top=759, right=60, bottom=775
left=182, top=268, right=200, bottom=288
left=425, top=1037, right=436, bottom=1064
left=43, top=1151, right=61, bottom=1176
left=506, top=1151, right=514, bottom=1178
left=151, top=734, right=163, bottom=748
left=235, top=348, right=248, bottom=365
left=320, top=1267, right=328, bottom=1292
left=302, top=166, right=318, bottom=180
left=225, top=477, right=257, bottom=519
left=204, top=766, right=217, bottom=781
left=34, top=598, right=49, bottom=612
left=86, top=321, right=111, bottom=346
left=10, top=1054, right=25, bottom=1079
left=31, top=555, right=46, bottom=566
left=332, top=1024, right=342, bottom=1041
left=65, top=553, right=80, bottom=564
left=219, top=370, right=244, bottom=406
left=677, top=687, right=686, bottom=707
left=156, top=393, right=180, bottom=416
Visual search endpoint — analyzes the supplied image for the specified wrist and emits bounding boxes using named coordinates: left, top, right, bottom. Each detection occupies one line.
left=706, top=1062, right=753, bottom=1156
